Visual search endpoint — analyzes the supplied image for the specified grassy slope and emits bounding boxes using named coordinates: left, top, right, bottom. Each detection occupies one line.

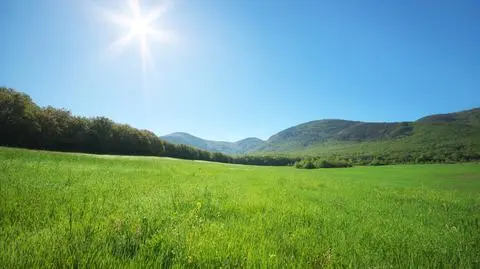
left=256, top=122, right=480, bottom=158
left=300, top=121, right=480, bottom=156
left=256, top=108, right=480, bottom=157
left=1, top=147, right=479, bottom=268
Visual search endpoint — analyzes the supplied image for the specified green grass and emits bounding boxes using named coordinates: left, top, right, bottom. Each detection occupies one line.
left=1, top=147, right=479, bottom=268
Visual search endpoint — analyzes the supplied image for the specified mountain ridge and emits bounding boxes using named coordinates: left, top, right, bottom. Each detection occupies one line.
left=161, top=132, right=265, bottom=155
left=162, top=107, right=480, bottom=156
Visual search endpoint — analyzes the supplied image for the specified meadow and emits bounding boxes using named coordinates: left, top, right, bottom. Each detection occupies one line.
left=1, top=147, right=479, bottom=268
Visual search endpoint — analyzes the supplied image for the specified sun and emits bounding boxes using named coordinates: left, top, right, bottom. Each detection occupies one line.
left=103, top=0, right=174, bottom=73
left=131, top=19, right=149, bottom=36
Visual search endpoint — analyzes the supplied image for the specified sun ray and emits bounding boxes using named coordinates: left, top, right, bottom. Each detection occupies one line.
left=129, top=0, right=142, bottom=20
left=102, top=0, right=174, bottom=74
left=144, top=5, right=168, bottom=24
left=148, top=28, right=177, bottom=44
left=108, top=31, right=136, bottom=56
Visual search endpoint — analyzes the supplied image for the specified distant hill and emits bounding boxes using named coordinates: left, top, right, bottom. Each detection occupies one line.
left=163, top=108, right=480, bottom=159
left=258, top=120, right=409, bottom=152
left=257, top=119, right=413, bottom=152
left=255, top=108, right=480, bottom=158
left=161, top=132, right=264, bottom=155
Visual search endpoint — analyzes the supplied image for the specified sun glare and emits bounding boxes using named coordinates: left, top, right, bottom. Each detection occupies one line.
left=104, top=0, right=174, bottom=73
left=131, top=19, right=149, bottom=36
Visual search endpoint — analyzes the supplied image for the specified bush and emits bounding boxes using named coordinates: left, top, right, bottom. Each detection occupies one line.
left=294, top=159, right=316, bottom=169
left=369, top=158, right=387, bottom=166
left=295, top=158, right=352, bottom=169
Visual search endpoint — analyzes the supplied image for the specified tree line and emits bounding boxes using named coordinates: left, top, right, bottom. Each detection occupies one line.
left=293, top=149, right=480, bottom=169
left=0, top=87, right=299, bottom=166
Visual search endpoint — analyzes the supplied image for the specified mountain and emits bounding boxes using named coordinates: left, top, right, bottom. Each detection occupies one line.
left=161, top=132, right=264, bottom=155
left=163, top=108, right=480, bottom=159
left=235, top=137, right=266, bottom=153
left=257, top=119, right=413, bottom=152
left=255, top=108, right=480, bottom=157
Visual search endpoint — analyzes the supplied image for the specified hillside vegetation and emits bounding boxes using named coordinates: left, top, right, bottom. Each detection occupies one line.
left=258, top=109, right=479, bottom=153
left=1, top=147, right=479, bottom=268
left=256, top=108, right=480, bottom=165
left=160, top=109, right=480, bottom=162
left=162, top=109, right=480, bottom=166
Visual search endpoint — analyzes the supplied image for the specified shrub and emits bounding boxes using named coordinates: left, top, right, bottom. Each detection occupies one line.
left=295, top=158, right=352, bottom=169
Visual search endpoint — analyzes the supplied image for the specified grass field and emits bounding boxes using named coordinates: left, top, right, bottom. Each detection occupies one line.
left=1, top=147, right=479, bottom=268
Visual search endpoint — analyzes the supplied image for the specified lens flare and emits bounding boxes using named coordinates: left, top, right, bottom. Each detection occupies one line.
left=104, top=0, right=175, bottom=74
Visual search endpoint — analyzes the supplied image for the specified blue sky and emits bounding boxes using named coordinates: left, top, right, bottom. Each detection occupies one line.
left=1, top=0, right=479, bottom=141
